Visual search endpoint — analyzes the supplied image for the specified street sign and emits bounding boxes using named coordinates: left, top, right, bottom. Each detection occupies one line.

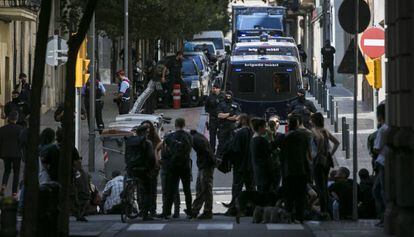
left=360, top=27, right=385, bottom=59
left=338, top=39, right=369, bottom=74
left=338, top=0, right=371, bottom=34
left=46, top=35, right=68, bottom=66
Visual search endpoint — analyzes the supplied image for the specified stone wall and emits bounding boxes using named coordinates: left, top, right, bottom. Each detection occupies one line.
left=384, top=0, right=414, bottom=236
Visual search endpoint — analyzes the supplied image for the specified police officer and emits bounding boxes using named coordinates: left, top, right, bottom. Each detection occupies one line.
left=321, top=40, right=336, bottom=87
left=216, top=90, right=241, bottom=158
left=114, top=70, right=131, bottom=114
left=82, top=78, right=106, bottom=132
left=288, top=88, right=317, bottom=129
left=204, top=81, right=223, bottom=153
left=162, top=51, right=188, bottom=107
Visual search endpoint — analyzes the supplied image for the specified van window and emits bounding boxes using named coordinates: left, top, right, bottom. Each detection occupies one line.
left=193, top=38, right=223, bottom=50
left=272, top=73, right=290, bottom=93
left=238, top=73, right=255, bottom=93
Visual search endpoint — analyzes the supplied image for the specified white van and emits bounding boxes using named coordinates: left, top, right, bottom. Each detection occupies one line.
left=193, top=31, right=225, bottom=56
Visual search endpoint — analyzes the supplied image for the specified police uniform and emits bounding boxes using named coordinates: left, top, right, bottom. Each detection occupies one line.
left=216, top=93, right=241, bottom=158
left=321, top=44, right=336, bottom=86
left=118, top=78, right=131, bottom=114
left=288, top=91, right=317, bottom=129
left=82, top=80, right=106, bottom=131
left=204, top=91, right=223, bottom=153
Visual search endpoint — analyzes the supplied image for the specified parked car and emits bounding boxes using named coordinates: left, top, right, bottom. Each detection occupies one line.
left=191, top=41, right=218, bottom=63
left=181, top=57, right=206, bottom=106
left=184, top=51, right=212, bottom=92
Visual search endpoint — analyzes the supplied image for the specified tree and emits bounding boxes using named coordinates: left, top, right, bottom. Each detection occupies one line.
left=57, top=0, right=98, bottom=236
left=20, top=1, right=52, bottom=236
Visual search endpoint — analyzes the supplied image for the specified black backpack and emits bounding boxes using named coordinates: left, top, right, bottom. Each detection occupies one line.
left=166, top=131, right=192, bottom=168
left=125, top=136, right=148, bottom=174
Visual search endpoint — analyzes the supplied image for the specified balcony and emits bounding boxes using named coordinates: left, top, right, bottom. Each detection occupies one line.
left=0, top=0, right=41, bottom=22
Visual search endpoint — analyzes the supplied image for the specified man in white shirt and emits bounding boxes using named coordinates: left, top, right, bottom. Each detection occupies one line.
left=102, top=171, right=124, bottom=214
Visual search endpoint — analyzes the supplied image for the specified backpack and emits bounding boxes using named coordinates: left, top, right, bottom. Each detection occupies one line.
left=125, top=136, right=148, bottom=174
left=166, top=131, right=192, bottom=168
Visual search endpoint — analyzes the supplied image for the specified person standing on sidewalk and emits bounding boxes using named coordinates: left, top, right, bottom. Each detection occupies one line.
left=162, top=51, right=187, bottom=107
left=114, top=70, right=131, bottom=114
left=224, top=114, right=254, bottom=216
left=15, top=73, right=31, bottom=104
left=288, top=88, right=317, bottom=129
left=310, top=112, right=339, bottom=220
left=321, top=40, right=336, bottom=87
left=190, top=129, right=216, bottom=219
left=82, top=77, right=106, bottom=133
left=205, top=81, right=223, bottom=153
left=372, top=103, right=387, bottom=227
left=125, top=124, right=156, bottom=221
left=164, top=118, right=193, bottom=219
left=250, top=117, right=272, bottom=193
left=140, top=120, right=161, bottom=217
left=281, top=115, right=312, bottom=223
left=2, top=90, right=30, bottom=127
left=0, top=111, right=24, bottom=197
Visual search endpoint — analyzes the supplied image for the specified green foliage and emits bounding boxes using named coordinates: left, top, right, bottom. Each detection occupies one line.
left=95, top=0, right=230, bottom=40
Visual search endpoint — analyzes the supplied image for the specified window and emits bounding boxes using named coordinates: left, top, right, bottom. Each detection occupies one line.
left=238, top=73, right=255, bottom=93
left=272, top=73, right=290, bottom=93
left=237, top=15, right=283, bottom=30
left=193, top=38, right=223, bottom=50
left=182, top=59, right=197, bottom=76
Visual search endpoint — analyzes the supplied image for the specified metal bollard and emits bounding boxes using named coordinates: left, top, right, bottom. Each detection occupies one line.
left=342, top=117, right=346, bottom=151
left=323, top=89, right=328, bottom=112
left=0, top=197, right=18, bottom=237
left=329, top=95, right=334, bottom=123
left=318, top=82, right=323, bottom=105
left=345, top=123, right=350, bottom=159
left=334, top=102, right=339, bottom=133
left=322, top=87, right=327, bottom=110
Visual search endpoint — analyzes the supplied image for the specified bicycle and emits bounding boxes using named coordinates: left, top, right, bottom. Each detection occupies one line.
left=120, top=173, right=140, bottom=223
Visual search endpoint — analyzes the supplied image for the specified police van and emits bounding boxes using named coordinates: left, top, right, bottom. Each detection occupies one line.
left=224, top=54, right=303, bottom=129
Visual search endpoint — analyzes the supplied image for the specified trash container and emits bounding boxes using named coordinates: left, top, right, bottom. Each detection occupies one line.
left=0, top=197, right=17, bottom=237
left=37, top=182, right=61, bottom=237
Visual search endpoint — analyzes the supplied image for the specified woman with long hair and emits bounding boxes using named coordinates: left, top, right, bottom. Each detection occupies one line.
left=310, top=112, right=340, bottom=219
left=141, top=120, right=161, bottom=217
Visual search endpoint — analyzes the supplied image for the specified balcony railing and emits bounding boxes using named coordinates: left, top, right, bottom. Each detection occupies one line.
left=0, top=0, right=41, bottom=11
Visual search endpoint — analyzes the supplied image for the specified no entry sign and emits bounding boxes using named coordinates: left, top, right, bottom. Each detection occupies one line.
left=360, top=27, right=385, bottom=59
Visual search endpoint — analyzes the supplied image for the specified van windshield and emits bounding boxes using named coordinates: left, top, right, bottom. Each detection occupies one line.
left=237, top=15, right=283, bottom=30
left=193, top=38, right=223, bottom=50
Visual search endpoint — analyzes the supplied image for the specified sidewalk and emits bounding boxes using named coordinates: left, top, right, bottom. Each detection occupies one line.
left=307, top=82, right=376, bottom=174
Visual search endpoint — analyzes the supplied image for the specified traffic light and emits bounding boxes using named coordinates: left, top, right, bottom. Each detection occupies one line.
left=365, top=57, right=382, bottom=90
left=75, top=37, right=89, bottom=88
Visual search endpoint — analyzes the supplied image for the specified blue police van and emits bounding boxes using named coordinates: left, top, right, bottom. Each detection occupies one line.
left=224, top=54, right=302, bottom=122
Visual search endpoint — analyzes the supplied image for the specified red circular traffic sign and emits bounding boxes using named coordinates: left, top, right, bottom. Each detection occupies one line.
left=360, top=27, right=385, bottom=59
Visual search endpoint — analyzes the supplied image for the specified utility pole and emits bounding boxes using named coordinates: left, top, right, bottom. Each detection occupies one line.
left=88, top=13, right=96, bottom=172
left=352, top=0, right=359, bottom=221
left=323, top=0, right=331, bottom=42
left=124, top=0, right=128, bottom=75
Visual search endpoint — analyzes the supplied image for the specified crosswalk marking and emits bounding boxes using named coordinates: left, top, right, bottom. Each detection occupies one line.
left=127, top=224, right=166, bottom=231
left=126, top=223, right=305, bottom=231
left=266, top=224, right=304, bottom=230
left=197, top=223, right=233, bottom=230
